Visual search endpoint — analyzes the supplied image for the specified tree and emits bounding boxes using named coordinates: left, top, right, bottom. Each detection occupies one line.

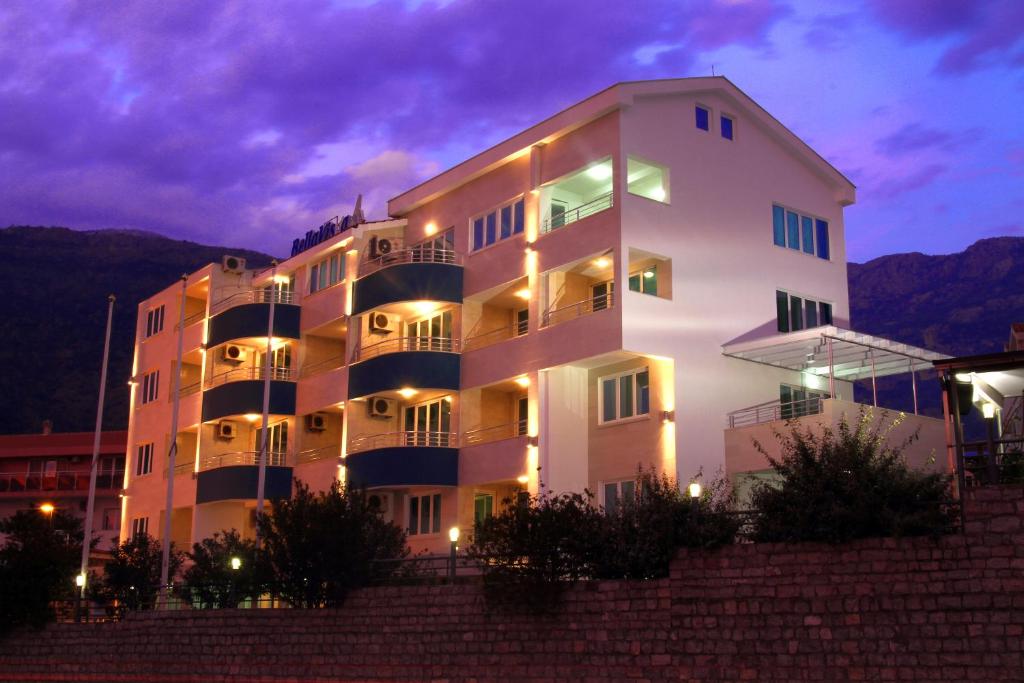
left=257, top=480, right=408, bottom=608
left=178, top=530, right=270, bottom=609
left=0, top=509, right=84, bottom=633
left=750, top=411, right=956, bottom=544
left=97, top=533, right=182, bottom=610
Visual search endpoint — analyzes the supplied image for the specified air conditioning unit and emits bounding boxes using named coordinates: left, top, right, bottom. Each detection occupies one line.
left=217, top=421, right=237, bottom=440
left=368, top=396, right=396, bottom=419
left=367, top=492, right=392, bottom=515
left=368, top=312, right=393, bottom=335
left=222, top=255, right=247, bottom=274
left=221, top=345, right=247, bottom=363
left=305, top=413, right=328, bottom=432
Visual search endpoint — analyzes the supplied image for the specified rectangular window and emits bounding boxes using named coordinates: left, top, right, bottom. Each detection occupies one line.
left=801, top=216, right=814, bottom=255
left=472, top=218, right=484, bottom=251
left=695, top=105, right=710, bottom=131
left=408, top=493, right=442, bottom=536
left=720, top=115, right=734, bottom=140
left=592, top=281, right=613, bottom=312
left=474, top=493, right=494, bottom=526
left=776, top=290, right=790, bottom=333
left=102, top=508, right=120, bottom=531
left=131, top=517, right=149, bottom=540
left=515, top=308, right=528, bottom=337
left=485, top=212, right=496, bottom=246
left=815, top=219, right=830, bottom=260
left=786, top=211, right=800, bottom=250
left=776, top=291, right=832, bottom=334
left=772, top=205, right=786, bottom=247
left=140, top=370, right=159, bottom=404
left=310, top=253, right=343, bottom=294
left=500, top=205, right=512, bottom=239
left=628, top=265, right=657, bottom=295
left=819, top=301, right=833, bottom=325
left=145, top=305, right=165, bottom=338
left=789, top=295, right=804, bottom=332
left=516, top=396, right=529, bottom=436
left=603, top=479, right=636, bottom=515
left=627, top=156, right=668, bottom=203
left=598, top=368, right=650, bottom=424
left=135, top=443, right=154, bottom=476
left=773, top=205, right=830, bottom=260
left=471, top=198, right=525, bottom=252
left=513, top=200, right=524, bottom=234
left=780, top=384, right=829, bottom=419
left=804, top=299, right=818, bottom=328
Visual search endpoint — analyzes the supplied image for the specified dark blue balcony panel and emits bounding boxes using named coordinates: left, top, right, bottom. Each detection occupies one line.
left=207, top=303, right=300, bottom=348
left=345, top=447, right=458, bottom=488
left=196, top=466, right=293, bottom=504
left=352, top=263, right=463, bottom=315
left=202, top=380, right=296, bottom=422
left=348, top=351, right=460, bottom=399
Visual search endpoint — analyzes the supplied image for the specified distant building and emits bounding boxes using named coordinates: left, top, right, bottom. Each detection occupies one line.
left=0, top=427, right=127, bottom=550
left=123, top=77, right=951, bottom=555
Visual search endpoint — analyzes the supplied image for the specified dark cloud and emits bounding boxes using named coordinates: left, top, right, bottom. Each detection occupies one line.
left=874, top=122, right=974, bottom=157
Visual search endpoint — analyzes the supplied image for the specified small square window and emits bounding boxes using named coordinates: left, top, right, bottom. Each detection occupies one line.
left=695, top=105, right=710, bottom=131
left=721, top=115, right=734, bottom=140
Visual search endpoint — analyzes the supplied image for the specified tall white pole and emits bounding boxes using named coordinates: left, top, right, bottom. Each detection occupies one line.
left=159, top=275, right=188, bottom=603
left=79, top=295, right=115, bottom=605
left=255, top=261, right=278, bottom=545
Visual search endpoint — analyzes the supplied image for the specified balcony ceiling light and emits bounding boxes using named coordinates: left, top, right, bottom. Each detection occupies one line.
left=514, top=288, right=531, bottom=300
left=412, top=301, right=440, bottom=315
left=586, top=163, right=612, bottom=181
left=425, top=222, right=438, bottom=236
left=593, top=257, right=611, bottom=269
left=517, top=475, right=529, bottom=484
left=244, top=413, right=260, bottom=422
left=515, top=376, right=530, bottom=388
left=397, top=388, right=418, bottom=399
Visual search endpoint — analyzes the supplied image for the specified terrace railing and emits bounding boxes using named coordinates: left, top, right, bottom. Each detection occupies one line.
left=462, top=421, right=528, bottom=447
left=352, top=336, right=457, bottom=362
left=294, top=445, right=340, bottom=465
left=205, top=365, right=293, bottom=389
left=198, top=450, right=287, bottom=471
left=209, top=289, right=296, bottom=316
left=541, top=192, right=613, bottom=234
left=348, top=431, right=457, bottom=454
left=0, top=470, right=125, bottom=493
left=727, top=397, right=825, bottom=428
left=540, top=292, right=613, bottom=328
left=359, top=246, right=460, bottom=277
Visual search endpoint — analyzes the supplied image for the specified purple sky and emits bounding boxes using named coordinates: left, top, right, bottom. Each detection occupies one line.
left=1, top=1, right=1022, bottom=262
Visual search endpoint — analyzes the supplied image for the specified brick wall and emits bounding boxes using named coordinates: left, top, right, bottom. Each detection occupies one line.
left=1, top=486, right=1021, bottom=682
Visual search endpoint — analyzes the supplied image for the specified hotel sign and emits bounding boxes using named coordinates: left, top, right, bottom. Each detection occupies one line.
left=290, top=196, right=365, bottom=257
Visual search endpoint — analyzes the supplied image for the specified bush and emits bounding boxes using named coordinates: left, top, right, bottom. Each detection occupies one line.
left=178, top=529, right=270, bottom=608
left=97, top=533, right=182, bottom=610
left=467, top=489, right=605, bottom=610
left=257, top=480, right=408, bottom=607
left=0, top=509, right=85, bottom=634
left=750, top=411, right=957, bottom=544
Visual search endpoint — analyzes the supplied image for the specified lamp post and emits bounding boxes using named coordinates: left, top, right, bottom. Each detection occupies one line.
left=230, top=556, right=242, bottom=571
left=39, top=502, right=55, bottom=528
left=448, top=526, right=459, bottom=582
left=983, top=401, right=999, bottom=484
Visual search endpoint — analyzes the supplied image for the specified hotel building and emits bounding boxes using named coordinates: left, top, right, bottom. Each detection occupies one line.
left=122, top=77, right=949, bottom=555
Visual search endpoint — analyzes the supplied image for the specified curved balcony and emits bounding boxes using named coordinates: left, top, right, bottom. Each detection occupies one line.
left=352, top=248, right=463, bottom=316
left=345, top=431, right=458, bottom=488
left=348, top=341, right=460, bottom=399
left=195, top=453, right=292, bottom=504
left=201, top=368, right=296, bottom=422
left=207, top=290, right=301, bottom=348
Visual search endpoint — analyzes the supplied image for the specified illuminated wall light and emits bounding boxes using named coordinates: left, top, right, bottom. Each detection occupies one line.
left=524, top=242, right=535, bottom=254
left=443, top=396, right=453, bottom=403
left=244, top=413, right=260, bottom=422
left=398, top=388, right=418, bottom=399
left=516, top=475, right=529, bottom=485
left=515, top=376, right=530, bottom=388
left=982, top=402, right=996, bottom=419
left=660, top=410, right=675, bottom=423
left=273, top=274, right=291, bottom=284
left=425, top=222, right=438, bottom=236
left=586, top=163, right=613, bottom=181
left=514, top=288, right=531, bottom=300
left=593, top=257, right=611, bottom=269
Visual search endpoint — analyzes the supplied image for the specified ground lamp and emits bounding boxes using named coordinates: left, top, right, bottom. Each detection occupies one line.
left=448, top=526, right=460, bottom=582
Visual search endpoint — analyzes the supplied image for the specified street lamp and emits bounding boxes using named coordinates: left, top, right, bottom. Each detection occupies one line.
left=230, top=557, right=242, bottom=571
left=448, top=526, right=460, bottom=582
left=39, top=502, right=55, bottom=528
left=688, top=482, right=702, bottom=499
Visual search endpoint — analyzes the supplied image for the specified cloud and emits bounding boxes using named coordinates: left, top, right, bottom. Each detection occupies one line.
left=874, top=122, right=974, bottom=157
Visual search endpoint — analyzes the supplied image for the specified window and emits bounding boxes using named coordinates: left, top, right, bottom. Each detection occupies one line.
left=627, top=157, right=668, bottom=203
left=695, top=105, right=710, bottom=131
left=403, top=398, right=453, bottom=447
left=776, top=291, right=833, bottom=333
left=310, top=253, right=344, bottom=294
left=474, top=493, right=494, bottom=526
left=471, top=198, right=524, bottom=251
left=408, top=493, right=442, bottom=535
left=257, top=344, right=292, bottom=377
left=516, top=396, right=529, bottom=436
left=721, top=115, right=734, bottom=140
left=599, top=368, right=650, bottom=424
left=145, top=305, right=165, bottom=338
left=135, top=443, right=154, bottom=476
left=592, top=281, right=613, bottom=312
left=515, top=308, right=528, bottom=337
left=628, top=265, right=657, bottom=296
left=407, top=310, right=453, bottom=351
left=131, top=517, right=149, bottom=539
left=780, top=384, right=829, bottom=419
left=140, top=370, right=159, bottom=404
left=772, top=204, right=829, bottom=260
left=603, top=479, right=636, bottom=515
left=411, top=229, right=454, bottom=261
left=257, top=421, right=288, bottom=464
left=102, top=507, right=121, bottom=531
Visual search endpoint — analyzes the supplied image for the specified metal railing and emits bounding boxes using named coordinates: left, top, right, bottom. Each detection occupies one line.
left=540, top=292, right=614, bottom=328
left=198, top=450, right=287, bottom=471
left=352, top=336, right=458, bottom=362
left=541, top=192, right=613, bottom=233
left=205, top=365, right=293, bottom=389
left=174, top=310, right=205, bottom=330
left=299, top=354, right=346, bottom=378
left=727, top=397, right=825, bottom=428
left=295, top=445, right=340, bottom=465
left=163, top=461, right=196, bottom=478
left=359, top=246, right=460, bottom=276
left=178, top=381, right=202, bottom=397
left=348, top=431, right=457, bottom=454
left=209, top=289, right=296, bottom=316
left=463, top=322, right=526, bottom=352
left=961, top=436, right=1024, bottom=486
left=462, top=421, right=528, bottom=447
left=0, top=470, right=125, bottom=493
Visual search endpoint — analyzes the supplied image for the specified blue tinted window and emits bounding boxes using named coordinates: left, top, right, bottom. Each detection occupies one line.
left=472, top=218, right=484, bottom=251
left=695, top=106, right=709, bottom=131
left=485, top=212, right=496, bottom=245
left=805, top=299, right=818, bottom=328
left=819, top=301, right=833, bottom=325
left=815, top=219, right=830, bottom=260
left=776, top=290, right=790, bottom=333
left=801, top=216, right=814, bottom=254
left=500, top=205, right=512, bottom=239
left=789, top=295, right=804, bottom=331
left=772, top=205, right=785, bottom=246
left=721, top=116, right=734, bottom=140
left=513, top=200, right=524, bottom=234
left=786, top=211, right=800, bottom=250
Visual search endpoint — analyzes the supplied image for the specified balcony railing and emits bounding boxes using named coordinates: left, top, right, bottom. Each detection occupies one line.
left=295, top=445, right=340, bottom=465
left=961, top=436, right=1024, bottom=487
left=174, top=310, right=206, bottom=331
left=348, top=431, right=457, bottom=454
left=205, top=365, right=293, bottom=389
left=163, top=461, right=196, bottom=478
left=0, top=470, right=125, bottom=493
left=359, top=246, right=460, bottom=277
left=541, top=192, right=613, bottom=234
left=727, top=397, right=825, bottom=428
left=462, top=421, right=528, bottom=447
left=540, top=292, right=614, bottom=328
left=299, top=354, right=346, bottom=378
left=209, top=289, right=296, bottom=316
left=352, top=336, right=458, bottom=363
left=178, top=381, right=202, bottom=398
left=198, top=450, right=287, bottom=471
left=463, top=322, right=526, bottom=352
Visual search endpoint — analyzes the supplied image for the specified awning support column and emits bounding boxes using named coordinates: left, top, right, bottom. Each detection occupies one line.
left=827, top=337, right=835, bottom=398
left=909, top=359, right=919, bottom=415
left=869, top=348, right=878, bottom=407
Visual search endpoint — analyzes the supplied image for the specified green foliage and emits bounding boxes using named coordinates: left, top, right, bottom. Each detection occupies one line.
left=595, top=471, right=739, bottom=581
left=0, top=509, right=84, bottom=634
left=467, top=490, right=605, bottom=610
left=96, top=533, right=183, bottom=610
left=750, top=411, right=957, bottom=544
left=178, top=530, right=270, bottom=609
left=256, top=480, right=409, bottom=608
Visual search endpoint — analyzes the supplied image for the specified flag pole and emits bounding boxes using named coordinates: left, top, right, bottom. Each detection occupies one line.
left=159, top=275, right=188, bottom=605
left=255, top=261, right=278, bottom=547
left=78, top=294, right=115, bottom=619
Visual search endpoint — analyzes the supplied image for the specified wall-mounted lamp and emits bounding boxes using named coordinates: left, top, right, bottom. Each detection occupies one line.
left=982, top=402, right=996, bottom=420
left=526, top=436, right=539, bottom=449
left=525, top=241, right=535, bottom=254
left=660, top=410, right=675, bottom=423
left=516, top=475, right=529, bottom=485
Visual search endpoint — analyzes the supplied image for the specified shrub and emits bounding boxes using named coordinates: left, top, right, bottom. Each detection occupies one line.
left=178, top=529, right=270, bottom=608
left=750, top=410, right=957, bottom=544
left=467, top=489, right=604, bottom=610
left=97, top=533, right=183, bottom=610
left=257, top=480, right=408, bottom=608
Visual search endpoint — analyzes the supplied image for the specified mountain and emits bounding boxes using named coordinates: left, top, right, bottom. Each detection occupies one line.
left=0, top=226, right=274, bottom=435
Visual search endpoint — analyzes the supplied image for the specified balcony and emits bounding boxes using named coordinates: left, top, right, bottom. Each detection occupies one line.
left=344, top=431, right=458, bottom=489
left=541, top=192, right=613, bottom=234
left=352, top=247, right=463, bottom=316
left=201, top=367, right=296, bottom=422
left=206, top=365, right=292, bottom=389
left=353, top=335, right=458, bottom=362
left=207, top=290, right=301, bottom=348
left=348, top=339, right=460, bottom=399
left=727, top=396, right=825, bottom=428
left=198, top=450, right=287, bottom=471
left=462, top=420, right=527, bottom=447
left=0, top=469, right=125, bottom=494
left=358, top=245, right=460, bottom=277
left=539, top=158, right=614, bottom=235
left=295, top=445, right=340, bottom=465
left=349, top=431, right=457, bottom=453
left=541, top=290, right=613, bottom=328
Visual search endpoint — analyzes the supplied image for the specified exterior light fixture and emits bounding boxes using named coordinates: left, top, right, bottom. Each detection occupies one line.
left=660, top=410, right=675, bottom=423
left=273, top=274, right=291, bottom=284
left=448, top=527, right=460, bottom=581
left=593, top=257, right=611, bottom=269
left=982, top=402, right=996, bottom=419
left=516, top=475, right=529, bottom=485
left=448, top=526, right=460, bottom=544
left=525, top=242, right=535, bottom=253
left=688, top=482, right=702, bottom=499
left=75, top=573, right=86, bottom=588
left=425, top=222, right=438, bottom=236
left=515, top=376, right=530, bottom=388
left=413, top=301, right=440, bottom=315
left=39, top=503, right=55, bottom=515
left=955, top=372, right=972, bottom=382
left=514, top=288, right=531, bottom=300
left=397, top=388, right=418, bottom=399
left=526, top=436, right=539, bottom=449
left=244, top=413, right=260, bottom=422
left=230, top=557, right=242, bottom=570
left=586, top=163, right=613, bottom=181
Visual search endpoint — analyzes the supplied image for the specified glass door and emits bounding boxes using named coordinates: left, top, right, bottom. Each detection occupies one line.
left=257, top=420, right=289, bottom=465
left=258, top=344, right=292, bottom=380
left=407, top=310, right=453, bottom=351
left=592, top=281, right=613, bottom=311
left=403, top=398, right=452, bottom=447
